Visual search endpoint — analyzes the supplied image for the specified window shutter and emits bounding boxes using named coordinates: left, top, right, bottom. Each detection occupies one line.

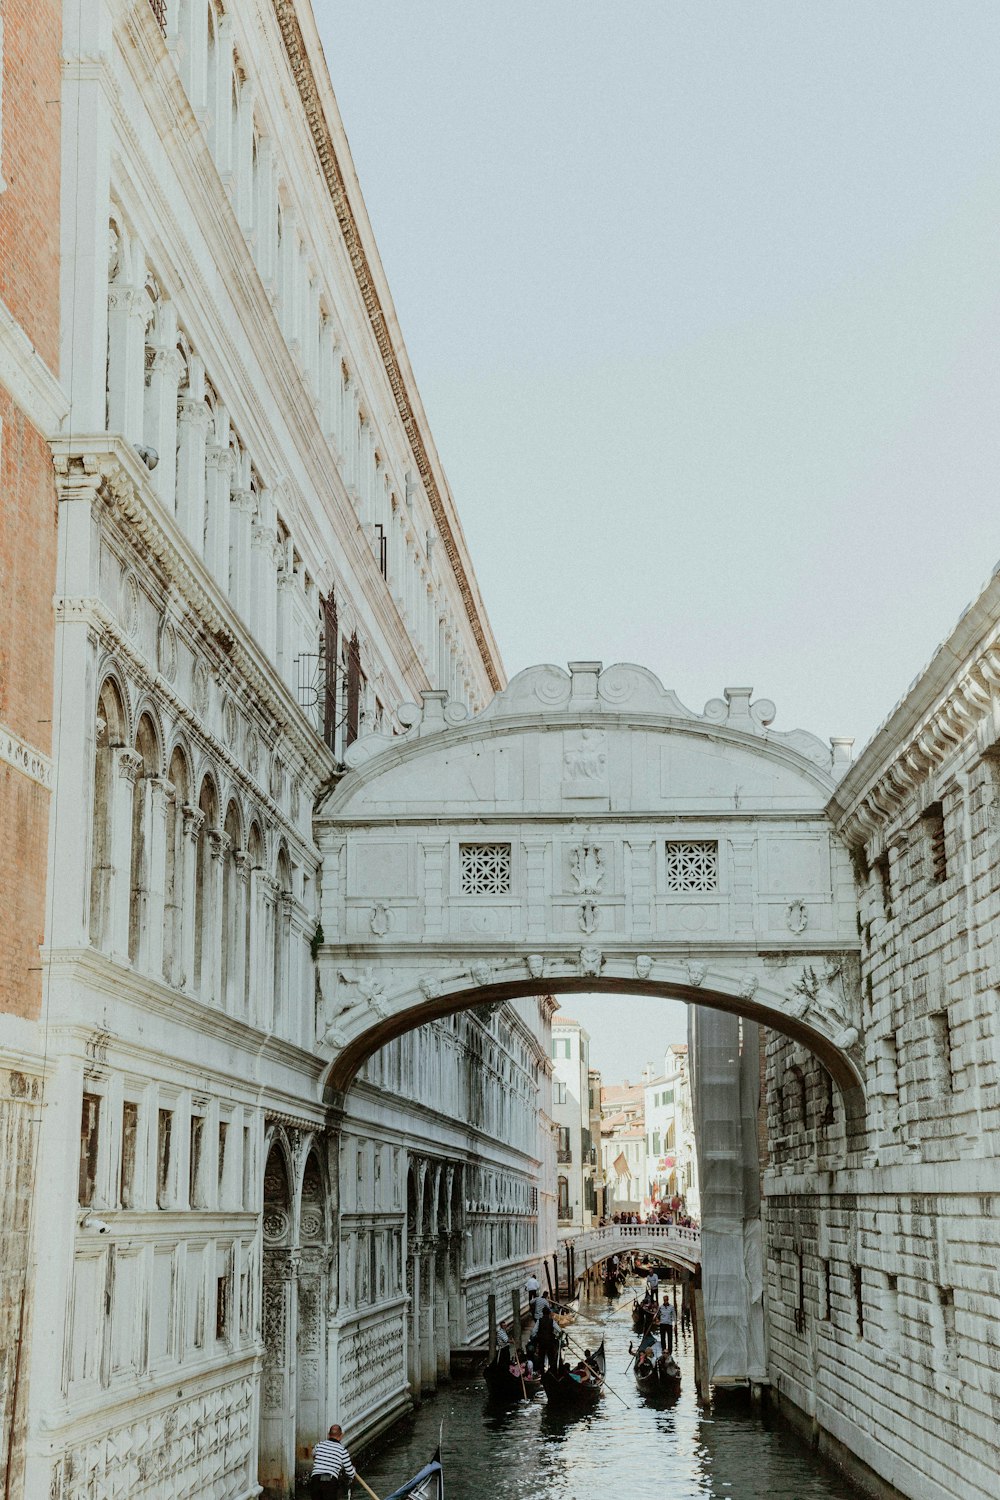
left=322, top=592, right=338, bottom=753
left=346, top=631, right=362, bottom=747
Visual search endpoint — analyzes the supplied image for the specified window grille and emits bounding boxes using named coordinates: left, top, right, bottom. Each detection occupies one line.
left=148, top=0, right=167, bottom=33
left=664, top=839, right=718, bottom=891
left=374, top=523, right=388, bottom=580
left=460, top=842, right=511, bottom=894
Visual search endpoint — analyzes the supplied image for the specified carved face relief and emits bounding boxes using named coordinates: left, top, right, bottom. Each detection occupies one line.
left=526, top=954, right=545, bottom=980
left=634, top=954, right=653, bottom=980
left=685, top=961, right=707, bottom=988
left=418, top=975, right=441, bottom=1000
left=738, top=974, right=759, bottom=1001
left=469, top=960, right=492, bottom=987
left=579, top=946, right=604, bottom=977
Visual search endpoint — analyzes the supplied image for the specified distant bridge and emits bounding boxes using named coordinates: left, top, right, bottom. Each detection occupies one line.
left=559, top=1222, right=701, bottom=1273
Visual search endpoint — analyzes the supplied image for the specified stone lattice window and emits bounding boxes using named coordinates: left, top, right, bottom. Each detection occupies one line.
left=460, top=842, right=511, bottom=894
left=665, top=839, right=718, bottom=891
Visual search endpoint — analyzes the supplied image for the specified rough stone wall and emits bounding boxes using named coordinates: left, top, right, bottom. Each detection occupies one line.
left=762, top=596, right=1000, bottom=1500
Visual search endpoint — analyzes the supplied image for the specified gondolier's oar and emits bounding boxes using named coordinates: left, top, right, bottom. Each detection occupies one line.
left=354, top=1476, right=383, bottom=1500
left=560, top=1331, right=631, bottom=1410
left=625, top=1309, right=659, bottom=1372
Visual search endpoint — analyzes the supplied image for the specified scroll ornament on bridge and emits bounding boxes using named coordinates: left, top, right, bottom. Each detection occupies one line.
left=785, top=963, right=860, bottom=1051
left=323, top=967, right=390, bottom=1047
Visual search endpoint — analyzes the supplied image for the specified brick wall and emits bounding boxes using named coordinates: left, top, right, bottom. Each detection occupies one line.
left=0, top=0, right=62, bottom=368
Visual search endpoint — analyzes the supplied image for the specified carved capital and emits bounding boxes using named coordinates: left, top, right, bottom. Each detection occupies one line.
left=115, top=748, right=144, bottom=785
left=181, top=804, right=206, bottom=841
left=207, top=829, right=230, bottom=862
left=234, top=849, right=252, bottom=885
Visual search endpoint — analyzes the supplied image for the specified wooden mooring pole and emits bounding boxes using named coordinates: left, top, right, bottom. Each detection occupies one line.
left=487, top=1293, right=497, bottom=1363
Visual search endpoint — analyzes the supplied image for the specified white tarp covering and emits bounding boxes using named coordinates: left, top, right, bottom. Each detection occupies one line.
left=689, top=1007, right=767, bottom=1382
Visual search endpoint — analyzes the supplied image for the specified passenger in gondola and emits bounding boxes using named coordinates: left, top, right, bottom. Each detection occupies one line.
left=568, top=1358, right=592, bottom=1384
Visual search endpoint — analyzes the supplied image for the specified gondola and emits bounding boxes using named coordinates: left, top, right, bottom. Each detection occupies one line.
left=541, top=1341, right=605, bottom=1407
left=632, top=1297, right=657, bottom=1333
left=551, top=1294, right=580, bottom=1328
left=602, top=1274, right=622, bottom=1299
left=483, top=1346, right=542, bottom=1399
left=633, top=1352, right=682, bottom=1399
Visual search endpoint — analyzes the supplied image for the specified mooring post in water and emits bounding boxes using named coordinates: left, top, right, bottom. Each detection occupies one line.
left=552, top=1253, right=560, bottom=1301
left=692, top=1287, right=710, bottom=1401
left=488, top=1293, right=497, bottom=1363
left=511, top=1286, right=522, bottom=1348
left=544, top=1259, right=553, bottom=1297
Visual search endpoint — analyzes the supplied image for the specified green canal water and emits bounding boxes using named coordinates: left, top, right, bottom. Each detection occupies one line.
left=355, top=1291, right=866, bottom=1500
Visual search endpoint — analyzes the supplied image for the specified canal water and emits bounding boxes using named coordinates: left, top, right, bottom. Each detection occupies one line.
left=356, top=1290, right=865, bottom=1500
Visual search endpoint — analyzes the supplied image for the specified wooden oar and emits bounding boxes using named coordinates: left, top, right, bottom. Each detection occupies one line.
left=354, top=1476, right=383, bottom=1500
left=560, top=1331, right=630, bottom=1410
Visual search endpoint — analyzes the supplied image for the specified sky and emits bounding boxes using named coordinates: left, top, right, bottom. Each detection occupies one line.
left=315, top=2, right=1000, bottom=1079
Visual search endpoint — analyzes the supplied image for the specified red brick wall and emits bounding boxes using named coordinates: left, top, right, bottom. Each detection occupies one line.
left=0, top=0, right=62, bottom=369
left=0, top=0, right=62, bottom=1026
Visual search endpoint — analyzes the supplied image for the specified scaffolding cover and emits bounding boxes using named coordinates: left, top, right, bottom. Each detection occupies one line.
left=689, top=1007, right=767, bottom=1382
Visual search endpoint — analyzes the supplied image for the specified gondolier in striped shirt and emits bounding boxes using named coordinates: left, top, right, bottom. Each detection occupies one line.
left=310, top=1423, right=356, bottom=1498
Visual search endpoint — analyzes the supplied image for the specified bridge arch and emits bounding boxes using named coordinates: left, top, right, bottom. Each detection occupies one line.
left=314, top=661, right=866, bottom=1140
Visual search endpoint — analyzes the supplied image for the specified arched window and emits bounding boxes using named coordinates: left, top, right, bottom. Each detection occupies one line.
left=128, top=714, right=160, bottom=966
left=90, top=679, right=127, bottom=948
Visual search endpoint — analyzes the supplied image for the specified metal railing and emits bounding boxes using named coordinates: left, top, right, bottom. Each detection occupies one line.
left=148, top=0, right=167, bottom=34
left=556, top=1147, right=572, bottom=1164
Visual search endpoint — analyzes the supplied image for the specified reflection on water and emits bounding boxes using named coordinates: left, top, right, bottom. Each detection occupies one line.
left=356, top=1292, right=862, bottom=1500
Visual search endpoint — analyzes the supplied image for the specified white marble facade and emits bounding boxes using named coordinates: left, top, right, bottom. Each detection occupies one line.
left=13, top=4, right=548, bottom=1499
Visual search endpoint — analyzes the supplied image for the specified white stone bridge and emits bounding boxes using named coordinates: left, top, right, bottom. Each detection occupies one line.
left=560, top=1222, right=702, bottom=1273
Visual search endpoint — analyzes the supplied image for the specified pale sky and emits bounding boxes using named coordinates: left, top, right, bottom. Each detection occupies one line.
left=316, top=2, right=1000, bottom=1080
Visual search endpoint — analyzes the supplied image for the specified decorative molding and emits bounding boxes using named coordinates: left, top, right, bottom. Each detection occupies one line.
left=0, top=721, right=53, bottom=789
left=0, top=294, right=68, bottom=435
left=268, top=0, right=503, bottom=693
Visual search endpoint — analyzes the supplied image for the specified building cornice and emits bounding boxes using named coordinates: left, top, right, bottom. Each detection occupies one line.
left=269, top=0, right=504, bottom=694
left=827, top=568, right=1000, bottom=847
left=0, top=294, right=68, bottom=435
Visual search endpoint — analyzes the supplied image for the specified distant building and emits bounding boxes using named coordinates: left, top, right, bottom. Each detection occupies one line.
left=643, top=1042, right=699, bottom=1218
left=551, top=1016, right=597, bottom=1227
left=600, top=1079, right=646, bottom=1214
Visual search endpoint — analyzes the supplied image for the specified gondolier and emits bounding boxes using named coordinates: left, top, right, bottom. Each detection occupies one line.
left=658, top=1297, right=676, bottom=1356
left=310, top=1424, right=356, bottom=1499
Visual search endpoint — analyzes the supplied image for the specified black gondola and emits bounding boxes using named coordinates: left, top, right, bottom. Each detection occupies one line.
left=632, top=1298, right=657, bottom=1333
left=602, top=1275, right=621, bottom=1299
left=633, top=1352, right=682, bottom=1399
left=540, top=1341, right=606, bottom=1407
left=483, top=1347, right=542, bottom=1400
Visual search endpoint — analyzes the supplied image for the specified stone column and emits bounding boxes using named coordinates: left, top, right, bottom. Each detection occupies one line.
left=207, top=830, right=229, bottom=1005
left=232, top=851, right=250, bottom=1018
left=177, top=0, right=209, bottom=114
left=522, top=839, right=548, bottom=939
left=180, top=804, right=205, bottom=992
left=229, top=470, right=255, bottom=620
left=276, top=539, right=295, bottom=681
left=175, top=375, right=210, bottom=552
left=251, top=504, right=278, bottom=660
left=106, top=281, right=147, bottom=443
left=204, top=430, right=233, bottom=589
left=143, top=306, right=181, bottom=508
left=145, top=777, right=173, bottom=977
left=420, top=1249, right=436, bottom=1393
left=235, top=77, right=256, bottom=231
left=210, top=12, right=235, bottom=182
left=110, top=748, right=143, bottom=960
